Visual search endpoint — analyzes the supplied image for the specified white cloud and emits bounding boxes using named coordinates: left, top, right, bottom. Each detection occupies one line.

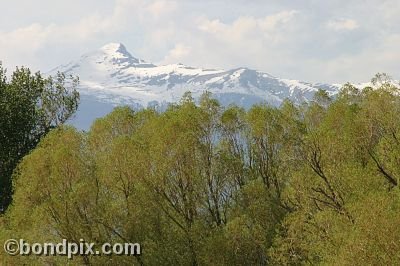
left=196, top=10, right=299, bottom=51
left=0, top=23, right=56, bottom=68
left=198, top=10, right=298, bottom=35
left=0, top=14, right=121, bottom=69
left=162, top=43, right=191, bottom=63
left=258, top=10, right=298, bottom=31
left=0, top=23, right=54, bottom=52
left=146, top=0, right=177, bottom=17
left=151, top=11, right=302, bottom=78
left=0, top=0, right=399, bottom=83
left=326, top=18, right=359, bottom=31
left=0, top=0, right=178, bottom=70
left=198, top=18, right=226, bottom=34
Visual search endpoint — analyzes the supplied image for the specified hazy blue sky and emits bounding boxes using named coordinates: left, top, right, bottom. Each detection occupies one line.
left=1, top=0, right=399, bottom=83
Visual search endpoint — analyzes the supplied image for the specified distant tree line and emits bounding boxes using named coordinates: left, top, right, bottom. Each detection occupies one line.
left=1, top=70, right=400, bottom=265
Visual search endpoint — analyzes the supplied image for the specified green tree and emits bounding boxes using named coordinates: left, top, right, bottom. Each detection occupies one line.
left=0, top=65, right=79, bottom=213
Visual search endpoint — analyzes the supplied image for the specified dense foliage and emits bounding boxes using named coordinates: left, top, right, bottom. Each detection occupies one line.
left=1, top=75, right=400, bottom=265
left=0, top=65, right=79, bottom=213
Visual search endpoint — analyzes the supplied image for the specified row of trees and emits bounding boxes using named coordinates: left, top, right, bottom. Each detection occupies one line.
left=2, top=73, right=400, bottom=265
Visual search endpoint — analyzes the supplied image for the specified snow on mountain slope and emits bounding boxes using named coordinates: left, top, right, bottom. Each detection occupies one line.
left=49, top=43, right=341, bottom=129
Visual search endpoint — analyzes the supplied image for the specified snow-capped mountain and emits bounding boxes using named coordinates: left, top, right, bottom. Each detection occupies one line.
left=50, top=43, right=341, bottom=129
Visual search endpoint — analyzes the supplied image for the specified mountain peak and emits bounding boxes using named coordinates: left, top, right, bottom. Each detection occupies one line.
left=98, top=42, right=156, bottom=67
left=101, top=42, right=132, bottom=57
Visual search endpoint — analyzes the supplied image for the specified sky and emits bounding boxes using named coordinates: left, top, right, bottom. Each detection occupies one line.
left=0, top=0, right=399, bottom=83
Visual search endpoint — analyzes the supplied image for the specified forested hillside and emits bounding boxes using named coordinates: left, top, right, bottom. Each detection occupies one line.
left=1, top=74, right=400, bottom=265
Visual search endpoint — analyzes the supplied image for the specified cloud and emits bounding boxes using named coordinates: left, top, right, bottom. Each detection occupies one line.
left=326, top=18, right=359, bottom=31
left=198, top=10, right=298, bottom=35
left=0, top=14, right=120, bottom=69
left=0, top=0, right=399, bottom=83
left=0, top=0, right=178, bottom=70
left=196, top=10, right=299, bottom=52
left=258, top=10, right=299, bottom=31
left=146, top=0, right=177, bottom=17
left=162, top=43, right=191, bottom=63
left=0, top=23, right=56, bottom=68
left=198, top=18, right=226, bottom=34
left=0, top=23, right=54, bottom=52
left=144, top=10, right=304, bottom=83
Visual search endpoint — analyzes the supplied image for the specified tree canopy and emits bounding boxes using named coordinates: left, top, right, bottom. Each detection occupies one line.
left=2, top=74, right=400, bottom=265
left=0, top=65, right=79, bottom=213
